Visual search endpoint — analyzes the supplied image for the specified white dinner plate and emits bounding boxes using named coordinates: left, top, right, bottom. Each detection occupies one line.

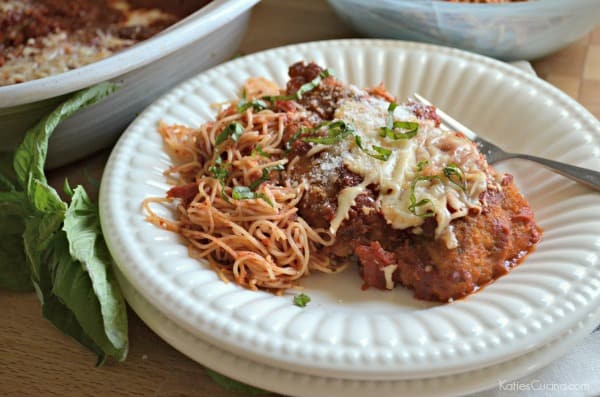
left=99, top=39, right=600, bottom=380
left=115, top=266, right=600, bottom=397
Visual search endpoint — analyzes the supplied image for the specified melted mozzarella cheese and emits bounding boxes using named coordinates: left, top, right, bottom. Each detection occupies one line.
left=382, top=264, right=398, bottom=290
left=330, top=89, right=491, bottom=248
left=330, top=182, right=368, bottom=234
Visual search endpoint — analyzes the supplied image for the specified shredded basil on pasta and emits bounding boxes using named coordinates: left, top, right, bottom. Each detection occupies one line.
left=237, top=99, right=268, bottom=113
left=231, top=186, right=273, bottom=207
left=215, top=122, right=244, bottom=146
left=263, top=69, right=334, bottom=103
left=248, top=164, right=284, bottom=191
left=301, top=120, right=354, bottom=145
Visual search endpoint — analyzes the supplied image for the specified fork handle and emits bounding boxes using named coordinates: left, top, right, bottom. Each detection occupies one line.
left=512, top=154, right=600, bottom=191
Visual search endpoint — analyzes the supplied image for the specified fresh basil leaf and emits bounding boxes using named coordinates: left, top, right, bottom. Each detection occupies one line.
left=19, top=179, right=66, bottom=287
left=64, top=178, right=74, bottom=199
left=30, top=177, right=66, bottom=214
left=36, top=230, right=105, bottom=365
left=49, top=230, right=127, bottom=362
left=215, top=122, right=244, bottom=146
left=42, top=293, right=106, bottom=366
left=63, top=186, right=128, bottom=360
left=13, top=82, right=118, bottom=192
left=28, top=227, right=106, bottom=366
left=205, top=368, right=268, bottom=395
left=23, top=207, right=65, bottom=287
left=0, top=191, right=31, bottom=291
left=0, top=173, right=15, bottom=192
left=4, top=82, right=128, bottom=364
left=0, top=190, right=29, bottom=216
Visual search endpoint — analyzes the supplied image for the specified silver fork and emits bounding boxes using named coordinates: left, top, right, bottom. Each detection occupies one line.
left=413, top=93, right=600, bottom=192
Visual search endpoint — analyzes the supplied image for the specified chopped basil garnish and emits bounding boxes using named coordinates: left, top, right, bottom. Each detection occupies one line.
left=355, top=136, right=392, bottom=161
left=231, top=186, right=273, bottom=207
left=248, top=164, right=285, bottom=191
left=295, top=68, right=333, bottom=99
left=210, top=156, right=281, bottom=207
left=237, top=99, right=268, bottom=113
left=209, top=163, right=228, bottom=182
left=263, top=69, right=334, bottom=104
left=379, top=122, right=419, bottom=140
left=293, top=293, right=311, bottom=307
left=251, top=144, right=270, bottom=158
left=408, top=163, right=467, bottom=216
left=379, top=102, right=419, bottom=140
left=443, top=163, right=466, bottom=191
left=301, top=120, right=354, bottom=145
left=230, top=162, right=283, bottom=207
left=384, top=102, right=397, bottom=130
left=370, top=145, right=392, bottom=161
left=215, top=122, right=244, bottom=146
left=231, top=186, right=255, bottom=200
left=387, top=101, right=398, bottom=115
left=416, top=160, right=429, bottom=172
left=408, top=175, right=439, bottom=218
left=209, top=159, right=231, bottom=203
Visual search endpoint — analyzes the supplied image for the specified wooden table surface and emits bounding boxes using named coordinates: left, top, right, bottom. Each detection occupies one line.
left=1, top=1, right=599, bottom=396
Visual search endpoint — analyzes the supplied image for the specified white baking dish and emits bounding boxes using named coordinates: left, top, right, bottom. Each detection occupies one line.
left=0, top=0, right=259, bottom=168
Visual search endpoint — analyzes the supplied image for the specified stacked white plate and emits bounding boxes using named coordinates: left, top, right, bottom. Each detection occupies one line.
left=99, top=40, right=600, bottom=396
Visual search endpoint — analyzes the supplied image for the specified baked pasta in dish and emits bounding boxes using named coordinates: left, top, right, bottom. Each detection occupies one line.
left=0, top=0, right=211, bottom=85
left=146, top=61, right=541, bottom=302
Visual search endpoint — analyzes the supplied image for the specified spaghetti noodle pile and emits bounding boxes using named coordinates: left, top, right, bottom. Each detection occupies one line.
left=143, top=82, right=345, bottom=293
